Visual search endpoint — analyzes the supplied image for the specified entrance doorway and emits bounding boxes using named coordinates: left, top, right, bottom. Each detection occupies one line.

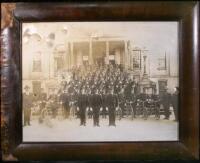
left=95, top=57, right=105, bottom=66
left=109, top=59, right=115, bottom=65
left=83, top=60, right=89, bottom=67
left=158, top=80, right=167, bottom=95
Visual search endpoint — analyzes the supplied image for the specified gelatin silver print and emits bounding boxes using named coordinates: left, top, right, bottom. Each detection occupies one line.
left=22, top=22, right=179, bottom=142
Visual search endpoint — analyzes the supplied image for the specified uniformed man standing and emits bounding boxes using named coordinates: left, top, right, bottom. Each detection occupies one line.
left=106, top=89, right=118, bottom=126
left=23, top=85, right=33, bottom=126
left=160, top=87, right=171, bottom=120
left=91, top=89, right=102, bottom=127
left=118, top=88, right=125, bottom=118
left=87, top=89, right=93, bottom=119
left=77, top=88, right=88, bottom=126
left=101, top=90, right=107, bottom=119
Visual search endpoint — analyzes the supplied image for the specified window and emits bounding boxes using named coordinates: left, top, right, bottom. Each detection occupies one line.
left=54, top=44, right=66, bottom=71
left=133, top=57, right=140, bottom=68
left=32, top=52, right=42, bottom=72
left=158, top=80, right=167, bottom=95
left=157, top=53, right=167, bottom=70
left=132, top=51, right=141, bottom=69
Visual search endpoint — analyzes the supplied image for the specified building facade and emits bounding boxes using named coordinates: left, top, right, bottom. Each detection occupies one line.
left=23, top=34, right=178, bottom=96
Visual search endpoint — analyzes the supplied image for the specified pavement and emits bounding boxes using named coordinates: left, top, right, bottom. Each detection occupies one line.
left=23, top=115, right=178, bottom=142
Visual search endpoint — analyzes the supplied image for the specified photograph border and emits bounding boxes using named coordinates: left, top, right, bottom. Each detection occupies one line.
left=1, top=1, right=199, bottom=161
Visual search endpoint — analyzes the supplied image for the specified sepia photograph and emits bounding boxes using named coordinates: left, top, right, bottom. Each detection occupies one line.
left=22, top=22, right=179, bottom=142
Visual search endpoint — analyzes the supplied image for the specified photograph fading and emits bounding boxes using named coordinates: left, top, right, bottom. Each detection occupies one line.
left=22, top=22, right=179, bottom=142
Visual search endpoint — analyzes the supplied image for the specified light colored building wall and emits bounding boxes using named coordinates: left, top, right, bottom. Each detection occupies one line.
left=22, top=26, right=178, bottom=95
left=150, top=77, right=179, bottom=94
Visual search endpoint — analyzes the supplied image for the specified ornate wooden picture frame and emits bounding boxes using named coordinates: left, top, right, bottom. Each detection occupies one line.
left=1, top=2, right=199, bottom=161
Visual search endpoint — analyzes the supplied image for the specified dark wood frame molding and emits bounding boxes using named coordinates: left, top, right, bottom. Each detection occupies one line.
left=1, top=1, right=199, bottom=161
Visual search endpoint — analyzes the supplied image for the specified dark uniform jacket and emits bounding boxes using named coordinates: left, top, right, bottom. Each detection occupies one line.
left=105, top=94, right=118, bottom=110
left=90, top=94, right=102, bottom=108
left=160, top=92, right=171, bottom=107
left=77, top=94, right=89, bottom=110
left=101, top=94, right=107, bottom=108
left=171, top=92, right=178, bottom=108
left=90, top=94, right=102, bottom=114
left=60, top=93, right=70, bottom=108
left=23, top=93, right=32, bottom=109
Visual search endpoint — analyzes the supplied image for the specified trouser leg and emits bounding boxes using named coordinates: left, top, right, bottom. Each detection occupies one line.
left=83, top=112, right=86, bottom=125
left=108, top=113, right=111, bottom=126
left=173, top=105, right=178, bottom=121
left=93, top=114, right=96, bottom=126
left=112, top=113, right=116, bottom=125
left=24, top=110, right=27, bottom=126
left=27, top=109, right=31, bottom=125
left=97, top=115, right=99, bottom=126
left=163, top=104, right=170, bottom=119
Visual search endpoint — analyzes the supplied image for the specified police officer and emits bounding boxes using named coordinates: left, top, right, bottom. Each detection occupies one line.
left=77, top=88, right=88, bottom=126
left=101, top=89, right=107, bottom=119
left=87, top=89, right=93, bottom=119
left=23, top=85, right=32, bottom=126
left=160, top=87, right=171, bottom=120
left=91, top=89, right=102, bottom=127
left=106, top=89, right=118, bottom=126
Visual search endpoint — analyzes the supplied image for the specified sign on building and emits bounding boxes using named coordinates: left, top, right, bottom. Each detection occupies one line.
left=83, top=55, right=89, bottom=61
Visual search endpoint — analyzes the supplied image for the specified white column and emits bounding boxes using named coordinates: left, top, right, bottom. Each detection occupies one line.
left=49, top=50, right=54, bottom=79
left=128, top=45, right=131, bottom=69
left=130, top=51, right=133, bottom=70
left=89, top=40, right=93, bottom=65
left=63, top=43, right=67, bottom=69
left=70, top=42, right=74, bottom=68
left=77, top=50, right=83, bottom=66
left=106, top=41, right=109, bottom=64
left=124, top=41, right=128, bottom=69
left=115, top=49, right=121, bottom=65
left=68, top=42, right=71, bottom=69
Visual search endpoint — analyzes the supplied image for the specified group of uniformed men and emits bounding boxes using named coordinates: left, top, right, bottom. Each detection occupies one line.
left=23, top=64, right=179, bottom=127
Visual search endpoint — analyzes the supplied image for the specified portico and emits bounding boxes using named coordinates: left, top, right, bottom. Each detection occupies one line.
left=66, top=38, right=128, bottom=68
